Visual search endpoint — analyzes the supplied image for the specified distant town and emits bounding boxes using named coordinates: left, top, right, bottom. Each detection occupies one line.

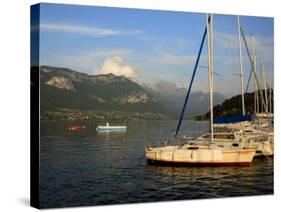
left=41, top=109, right=170, bottom=122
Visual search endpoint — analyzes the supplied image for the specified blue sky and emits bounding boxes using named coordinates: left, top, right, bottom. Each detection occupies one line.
left=34, top=3, right=274, bottom=97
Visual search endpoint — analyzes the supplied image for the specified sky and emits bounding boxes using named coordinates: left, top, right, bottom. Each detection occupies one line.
left=33, top=3, right=274, bottom=97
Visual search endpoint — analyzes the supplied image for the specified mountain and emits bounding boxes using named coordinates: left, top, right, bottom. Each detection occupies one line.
left=38, top=66, right=226, bottom=120
left=39, top=66, right=169, bottom=115
left=143, top=81, right=226, bottom=118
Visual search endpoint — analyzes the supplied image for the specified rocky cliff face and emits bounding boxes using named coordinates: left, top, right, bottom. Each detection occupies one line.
left=46, top=76, right=76, bottom=91
left=118, top=91, right=149, bottom=104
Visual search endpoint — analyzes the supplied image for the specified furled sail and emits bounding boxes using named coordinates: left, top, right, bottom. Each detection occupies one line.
left=174, top=16, right=210, bottom=137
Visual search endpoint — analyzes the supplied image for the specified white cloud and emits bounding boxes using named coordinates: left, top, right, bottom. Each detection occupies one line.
left=98, top=56, right=138, bottom=81
left=40, top=48, right=133, bottom=74
left=40, top=23, right=143, bottom=37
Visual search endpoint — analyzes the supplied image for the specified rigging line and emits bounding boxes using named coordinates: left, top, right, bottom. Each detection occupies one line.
left=245, top=67, right=253, bottom=92
left=245, top=33, right=255, bottom=93
left=174, top=15, right=210, bottom=138
left=201, top=68, right=221, bottom=76
left=198, top=65, right=208, bottom=69
left=240, top=26, right=267, bottom=111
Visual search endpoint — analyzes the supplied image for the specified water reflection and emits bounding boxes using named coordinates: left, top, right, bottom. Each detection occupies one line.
left=39, top=120, right=273, bottom=208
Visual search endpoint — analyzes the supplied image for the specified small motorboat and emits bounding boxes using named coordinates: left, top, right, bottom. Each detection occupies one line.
left=68, top=125, right=86, bottom=132
left=96, top=122, right=126, bottom=132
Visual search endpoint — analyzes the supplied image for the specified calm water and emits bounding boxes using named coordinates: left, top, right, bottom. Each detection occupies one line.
left=40, top=120, right=273, bottom=208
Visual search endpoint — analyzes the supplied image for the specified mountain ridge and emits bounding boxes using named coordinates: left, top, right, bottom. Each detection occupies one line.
left=37, top=65, right=226, bottom=120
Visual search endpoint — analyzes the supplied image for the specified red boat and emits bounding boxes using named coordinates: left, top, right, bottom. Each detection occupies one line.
left=68, top=125, right=86, bottom=132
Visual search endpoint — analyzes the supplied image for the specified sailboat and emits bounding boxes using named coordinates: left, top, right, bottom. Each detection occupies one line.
left=210, top=18, right=273, bottom=157
left=145, top=14, right=256, bottom=166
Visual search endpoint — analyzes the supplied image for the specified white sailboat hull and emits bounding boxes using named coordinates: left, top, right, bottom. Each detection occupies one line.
left=145, top=145, right=256, bottom=166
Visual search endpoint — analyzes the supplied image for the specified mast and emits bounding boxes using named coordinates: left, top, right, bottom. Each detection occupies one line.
left=210, top=14, right=214, bottom=141
left=269, top=69, right=272, bottom=114
left=211, top=14, right=214, bottom=95
left=237, top=16, right=245, bottom=115
left=260, top=64, right=263, bottom=113
left=263, top=64, right=268, bottom=113
left=206, top=14, right=214, bottom=143
left=251, top=35, right=258, bottom=114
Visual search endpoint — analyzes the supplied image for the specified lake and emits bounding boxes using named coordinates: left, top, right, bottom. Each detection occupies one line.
left=39, top=120, right=273, bottom=208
